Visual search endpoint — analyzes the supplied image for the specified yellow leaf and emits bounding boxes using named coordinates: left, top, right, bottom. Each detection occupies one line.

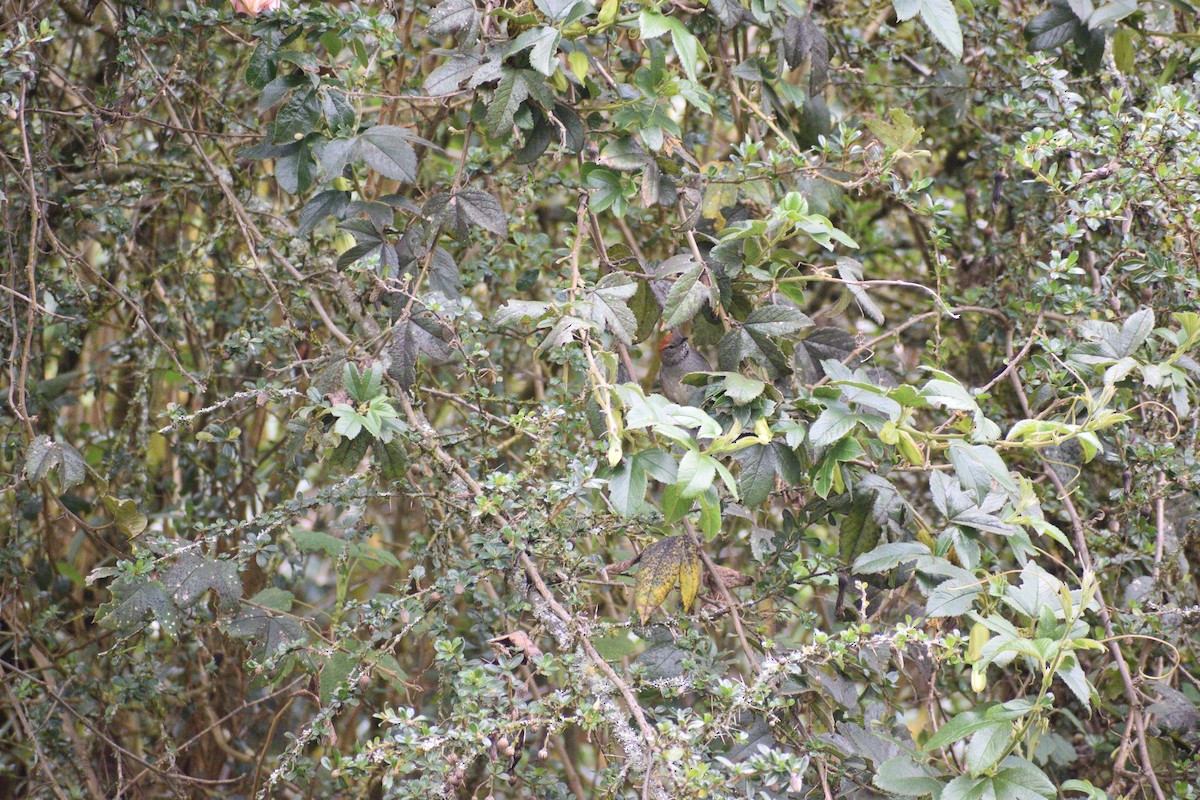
left=678, top=539, right=701, bottom=612
left=633, top=536, right=702, bottom=624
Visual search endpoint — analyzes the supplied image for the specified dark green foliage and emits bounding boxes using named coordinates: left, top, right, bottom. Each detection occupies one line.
left=3, top=1, right=1200, bottom=799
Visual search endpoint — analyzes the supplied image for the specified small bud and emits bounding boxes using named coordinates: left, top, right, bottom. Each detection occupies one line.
left=537, top=747, right=549, bottom=761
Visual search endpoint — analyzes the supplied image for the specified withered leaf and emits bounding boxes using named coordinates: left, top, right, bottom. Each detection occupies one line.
left=633, top=536, right=702, bottom=624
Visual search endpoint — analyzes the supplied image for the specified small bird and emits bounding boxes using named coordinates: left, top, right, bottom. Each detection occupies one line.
left=658, top=332, right=710, bottom=405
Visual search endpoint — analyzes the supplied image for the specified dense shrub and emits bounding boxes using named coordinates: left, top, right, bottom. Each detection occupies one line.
left=2, top=1, right=1199, bottom=798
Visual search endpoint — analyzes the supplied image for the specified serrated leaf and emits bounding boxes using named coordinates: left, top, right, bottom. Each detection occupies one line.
left=677, top=449, right=718, bottom=499
left=809, top=403, right=860, bottom=447
left=743, top=304, right=814, bottom=336
left=274, top=90, right=320, bottom=142
left=863, top=109, right=925, bottom=152
left=357, top=126, right=419, bottom=183
left=330, top=430, right=372, bottom=470
left=991, top=757, right=1055, bottom=800
left=23, top=435, right=88, bottom=493
left=487, top=69, right=530, bottom=138
left=661, top=262, right=709, bottom=328
left=509, top=26, right=561, bottom=77
left=225, top=593, right=307, bottom=659
left=839, top=493, right=883, bottom=564
left=298, top=189, right=350, bottom=235
left=707, top=0, right=744, bottom=27
left=1025, top=5, right=1083, bottom=51
left=735, top=444, right=777, bottom=508
left=714, top=375, right=763, bottom=409
left=344, top=361, right=384, bottom=402
left=585, top=272, right=639, bottom=345
left=96, top=577, right=180, bottom=636
left=455, top=187, right=508, bottom=235
left=852, top=541, right=932, bottom=574
left=926, top=568, right=983, bottom=617
left=246, top=43, right=276, bottom=89
left=1116, top=307, right=1154, bottom=356
left=163, top=553, right=241, bottom=609
left=949, top=441, right=1018, bottom=501
left=424, top=53, right=482, bottom=96
left=426, top=0, right=479, bottom=37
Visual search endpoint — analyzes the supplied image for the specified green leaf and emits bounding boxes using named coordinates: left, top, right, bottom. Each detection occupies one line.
left=298, top=189, right=350, bottom=235
left=965, top=721, right=1014, bottom=776
left=375, top=438, right=409, bottom=481
left=246, top=42, right=276, bottom=89
left=838, top=493, right=883, bottom=565
left=661, top=482, right=689, bottom=523
left=357, top=126, right=419, bottom=183
left=96, top=578, right=181, bottom=637
left=1025, top=4, right=1084, bottom=51
left=873, top=755, right=944, bottom=796
left=661, top=262, right=710, bottom=328
left=742, top=304, right=814, bottom=336
left=23, top=435, right=88, bottom=494
left=293, top=529, right=402, bottom=568
left=894, top=0, right=962, bottom=60
left=1116, top=307, right=1154, bottom=356
left=101, top=495, right=148, bottom=537
left=853, top=542, right=932, bottom=574
left=487, top=69, right=531, bottom=138
left=862, top=109, right=925, bottom=152
left=320, top=649, right=357, bottom=706
left=941, top=775, right=990, bottom=800
left=424, top=53, right=483, bottom=96
left=721, top=373, right=767, bottom=405
left=163, top=553, right=242, bottom=609
left=509, top=26, right=561, bottom=76
left=344, top=361, right=384, bottom=403
left=274, top=90, right=320, bottom=142
left=426, top=0, right=479, bottom=37
left=735, top=443, right=778, bottom=507
left=991, top=757, right=1055, bottom=800
left=698, top=487, right=722, bottom=537
left=812, top=436, right=863, bottom=498
left=925, top=707, right=994, bottom=750
left=225, top=593, right=307, bottom=659
left=638, top=11, right=706, bottom=83
left=585, top=272, right=639, bottom=346
left=677, top=449, right=717, bottom=499
left=926, top=568, right=982, bottom=617
left=835, top=257, right=884, bottom=324
left=949, top=441, right=1018, bottom=501
left=608, top=457, right=648, bottom=516
left=809, top=403, right=860, bottom=447
left=454, top=187, right=508, bottom=235
left=1112, top=27, right=1134, bottom=73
